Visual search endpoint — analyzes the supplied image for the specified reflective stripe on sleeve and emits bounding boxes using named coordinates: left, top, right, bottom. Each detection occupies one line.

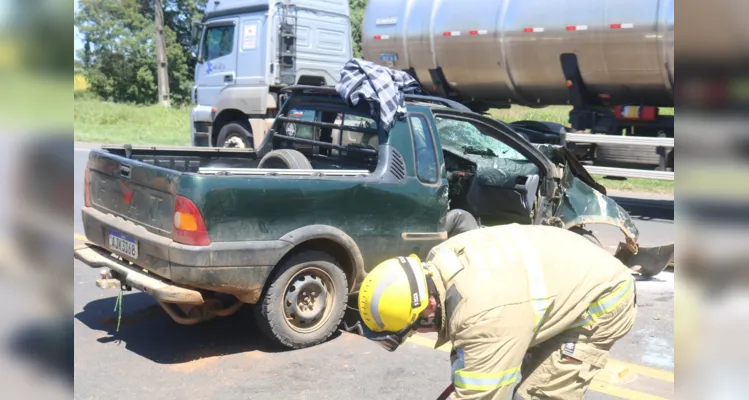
left=570, top=277, right=634, bottom=328
left=454, top=367, right=521, bottom=391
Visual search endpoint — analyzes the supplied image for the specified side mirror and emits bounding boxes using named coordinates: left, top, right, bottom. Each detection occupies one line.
left=191, top=21, right=203, bottom=42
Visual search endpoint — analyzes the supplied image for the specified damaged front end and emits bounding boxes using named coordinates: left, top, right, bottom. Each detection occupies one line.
left=539, top=145, right=675, bottom=277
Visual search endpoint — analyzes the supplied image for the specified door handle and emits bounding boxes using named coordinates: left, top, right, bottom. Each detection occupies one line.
left=224, top=74, right=234, bottom=83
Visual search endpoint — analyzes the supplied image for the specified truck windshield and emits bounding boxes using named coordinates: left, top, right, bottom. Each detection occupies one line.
left=434, top=117, right=528, bottom=161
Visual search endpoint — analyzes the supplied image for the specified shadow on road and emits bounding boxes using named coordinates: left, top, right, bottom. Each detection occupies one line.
left=74, top=292, right=342, bottom=364
left=611, top=196, right=674, bottom=221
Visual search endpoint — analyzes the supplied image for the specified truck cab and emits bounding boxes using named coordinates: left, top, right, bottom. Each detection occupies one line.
left=190, top=0, right=353, bottom=148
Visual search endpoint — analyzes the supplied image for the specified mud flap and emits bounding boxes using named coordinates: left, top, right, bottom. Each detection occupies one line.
left=615, top=242, right=675, bottom=277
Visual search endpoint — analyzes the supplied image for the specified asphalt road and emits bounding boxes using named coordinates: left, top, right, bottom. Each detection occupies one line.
left=73, top=147, right=674, bottom=400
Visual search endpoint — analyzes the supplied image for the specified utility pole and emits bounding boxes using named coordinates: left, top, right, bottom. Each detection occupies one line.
left=154, top=0, right=170, bottom=107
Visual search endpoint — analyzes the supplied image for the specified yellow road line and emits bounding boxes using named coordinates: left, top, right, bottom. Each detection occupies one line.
left=406, top=335, right=673, bottom=382
left=405, top=334, right=672, bottom=399
left=589, top=381, right=668, bottom=400
left=607, top=360, right=674, bottom=383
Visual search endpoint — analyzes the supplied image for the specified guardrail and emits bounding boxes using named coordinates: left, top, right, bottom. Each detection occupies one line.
left=560, top=133, right=674, bottom=181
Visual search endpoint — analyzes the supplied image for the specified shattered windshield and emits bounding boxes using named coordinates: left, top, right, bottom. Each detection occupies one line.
left=434, top=117, right=528, bottom=161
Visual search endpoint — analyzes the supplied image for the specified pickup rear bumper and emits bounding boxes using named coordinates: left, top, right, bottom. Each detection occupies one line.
left=79, top=206, right=293, bottom=303
left=74, top=243, right=206, bottom=305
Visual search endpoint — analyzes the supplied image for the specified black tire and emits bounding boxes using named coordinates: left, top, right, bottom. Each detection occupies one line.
left=253, top=250, right=348, bottom=349
left=258, top=149, right=313, bottom=169
left=570, top=226, right=603, bottom=248
left=216, top=121, right=253, bottom=148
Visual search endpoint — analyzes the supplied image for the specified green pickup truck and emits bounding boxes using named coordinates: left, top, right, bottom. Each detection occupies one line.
left=74, top=86, right=673, bottom=349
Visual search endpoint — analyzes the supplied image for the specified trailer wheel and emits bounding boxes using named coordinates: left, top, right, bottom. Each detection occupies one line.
left=258, top=149, right=313, bottom=169
left=217, top=121, right=253, bottom=148
left=253, top=250, right=348, bottom=349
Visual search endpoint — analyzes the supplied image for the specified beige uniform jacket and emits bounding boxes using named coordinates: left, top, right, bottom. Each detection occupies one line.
left=423, top=224, right=635, bottom=399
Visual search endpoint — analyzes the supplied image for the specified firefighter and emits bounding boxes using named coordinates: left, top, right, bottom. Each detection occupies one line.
left=357, top=223, right=637, bottom=399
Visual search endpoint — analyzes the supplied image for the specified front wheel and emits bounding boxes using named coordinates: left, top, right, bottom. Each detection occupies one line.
left=216, top=121, right=253, bottom=148
left=254, top=250, right=348, bottom=349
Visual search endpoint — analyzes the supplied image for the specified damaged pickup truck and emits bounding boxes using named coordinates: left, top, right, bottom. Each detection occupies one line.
left=74, top=85, right=674, bottom=350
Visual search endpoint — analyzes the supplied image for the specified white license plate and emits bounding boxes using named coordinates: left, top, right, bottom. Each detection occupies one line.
left=108, top=231, right=138, bottom=259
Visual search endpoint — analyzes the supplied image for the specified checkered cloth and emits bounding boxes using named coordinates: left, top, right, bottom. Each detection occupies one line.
left=335, top=59, right=422, bottom=132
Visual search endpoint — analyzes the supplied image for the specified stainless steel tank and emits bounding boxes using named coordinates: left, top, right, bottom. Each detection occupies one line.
left=362, top=0, right=674, bottom=107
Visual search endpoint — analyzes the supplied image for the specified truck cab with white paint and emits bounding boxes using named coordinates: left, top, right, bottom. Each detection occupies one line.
left=190, top=0, right=353, bottom=148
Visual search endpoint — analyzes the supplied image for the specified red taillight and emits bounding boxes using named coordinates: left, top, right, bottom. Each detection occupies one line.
left=173, top=195, right=210, bottom=246
left=84, top=167, right=92, bottom=207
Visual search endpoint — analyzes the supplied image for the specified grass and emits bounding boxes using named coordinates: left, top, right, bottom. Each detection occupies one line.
left=489, top=105, right=573, bottom=125
left=592, top=175, right=673, bottom=196
left=74, top=98, right=192, bottom=145
left=73, top=99, right=673, bottom=195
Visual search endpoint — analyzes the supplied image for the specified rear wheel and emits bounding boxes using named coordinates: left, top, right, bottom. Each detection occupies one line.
left=254, top=250, right=348, bottom=349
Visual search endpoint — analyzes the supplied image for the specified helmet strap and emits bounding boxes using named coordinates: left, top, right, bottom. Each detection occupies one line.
left=415, top=274, right=442, bottom=330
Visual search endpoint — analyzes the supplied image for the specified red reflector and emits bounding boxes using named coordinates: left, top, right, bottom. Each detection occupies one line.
left=614, top=106, right=657, bottom=121
left=566, top=26, right=575, bottom=31
left=610, top=23, right=622, bottom=29
left=523, top=28, right=533, bottom=33
left=469, top=30, right=478, bottom=36
left=443, top=31, right=451, bottom=36
left=173, top=195, right=210, bottom=246
left=641, top=106, right=657, bottom=120
left=374, top=35, right=382, bottom=40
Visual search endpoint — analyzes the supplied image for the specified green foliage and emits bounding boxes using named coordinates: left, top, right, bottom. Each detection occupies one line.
left=75, top=0, right=207, bottom=106
left=349, top=0, right=367, bottom=58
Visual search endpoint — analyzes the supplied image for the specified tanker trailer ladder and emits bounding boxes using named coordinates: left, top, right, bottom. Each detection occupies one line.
left=559, top=54, right=674, bottom=181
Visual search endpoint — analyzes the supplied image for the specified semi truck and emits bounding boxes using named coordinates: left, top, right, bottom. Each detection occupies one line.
left=361, top=0, right=675, bottom=172
left=189, top=0, right=353, bottom=148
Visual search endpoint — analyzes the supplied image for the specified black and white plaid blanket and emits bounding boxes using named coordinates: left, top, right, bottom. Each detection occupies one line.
left=335, top=59, right=421, bottom=133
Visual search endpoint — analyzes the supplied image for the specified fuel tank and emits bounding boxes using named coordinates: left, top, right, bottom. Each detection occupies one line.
left=362, top=0, right=674, bottom=108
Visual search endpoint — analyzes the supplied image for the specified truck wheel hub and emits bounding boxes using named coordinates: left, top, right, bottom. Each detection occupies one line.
left=224, top=136, right=246, bottom=148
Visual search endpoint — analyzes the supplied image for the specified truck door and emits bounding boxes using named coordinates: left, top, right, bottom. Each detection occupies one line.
left=195, top=18, right=239, bottom=107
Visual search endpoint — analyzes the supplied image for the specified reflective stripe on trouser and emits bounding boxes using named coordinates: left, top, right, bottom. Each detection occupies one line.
left=454, top=367, right=522, bottom=392
left=516, top=291, right=636, bottom=399
left=570, top=277, right=635, bottom=328
left=505, top=225, right=551, bottom=332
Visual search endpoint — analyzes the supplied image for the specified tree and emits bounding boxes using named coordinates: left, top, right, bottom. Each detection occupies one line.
left=75, top=0, right=206, bottom=105
left=349, top=0, right=367, bottom=59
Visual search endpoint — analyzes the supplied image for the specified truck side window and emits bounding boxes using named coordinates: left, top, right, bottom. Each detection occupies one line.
left=410, top=115, right=439, bottom=183
left=203, top=25, right=235, bottom=62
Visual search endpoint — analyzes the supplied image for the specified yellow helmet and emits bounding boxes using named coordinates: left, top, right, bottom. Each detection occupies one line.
left=358, top=254, right=430, bottom=335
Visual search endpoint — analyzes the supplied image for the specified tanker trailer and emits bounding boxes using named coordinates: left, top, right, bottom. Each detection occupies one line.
left=361, top=0, right=674, bottom=171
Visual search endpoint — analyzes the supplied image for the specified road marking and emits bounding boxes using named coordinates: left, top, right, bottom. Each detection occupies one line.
left=589, top=381, right=668, bottom=400
left=606, top=360, right=674, bottom=383
left=405, top=334, right=673, bottom=398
